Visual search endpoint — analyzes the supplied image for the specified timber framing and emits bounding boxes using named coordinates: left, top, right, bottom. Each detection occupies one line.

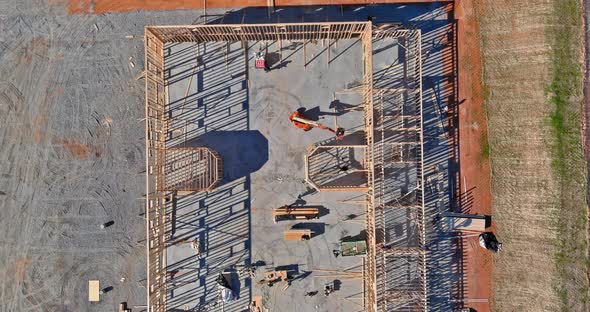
left=144, top=22, right=425, bottom=312
left=305, top=144, right=369, bottom=192
left=372, top=28, right=426, bottom=312
left=164, top=147, right=221, bottom=192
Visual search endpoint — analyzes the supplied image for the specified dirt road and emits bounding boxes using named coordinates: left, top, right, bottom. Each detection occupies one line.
left=455, top=0, right=493, bottom=310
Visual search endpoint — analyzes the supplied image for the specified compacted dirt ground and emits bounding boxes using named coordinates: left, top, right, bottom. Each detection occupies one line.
left=0, top=2, right=211, bottom=310
left=455, top=1, right=493, bottom=311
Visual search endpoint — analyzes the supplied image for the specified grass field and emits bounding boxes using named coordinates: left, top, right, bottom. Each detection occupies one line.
left=479, top=0, right=589, bottom=310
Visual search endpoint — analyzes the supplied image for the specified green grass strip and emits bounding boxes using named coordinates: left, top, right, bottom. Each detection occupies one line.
left=547, top=0, right=589, bottom=310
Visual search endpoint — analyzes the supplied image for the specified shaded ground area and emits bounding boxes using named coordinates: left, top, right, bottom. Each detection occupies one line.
left=372, top=31, right=426, bottom=311
left=164, top=41, right=254, bottom=311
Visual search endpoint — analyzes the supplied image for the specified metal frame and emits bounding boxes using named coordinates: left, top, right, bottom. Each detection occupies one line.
left=144, top=22, right=425, bottom=312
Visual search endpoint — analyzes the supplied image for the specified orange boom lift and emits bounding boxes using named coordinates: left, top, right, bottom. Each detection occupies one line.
left=289, top=111, right=345, bottom=140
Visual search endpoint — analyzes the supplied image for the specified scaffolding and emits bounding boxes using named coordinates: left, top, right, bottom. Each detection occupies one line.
left=144, top=22, right=425, bottom=312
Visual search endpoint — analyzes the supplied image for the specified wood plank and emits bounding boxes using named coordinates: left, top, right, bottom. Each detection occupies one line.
left=284, top=229, right=313, bottom=241
left=273, top=206, right=320, bottom=222
left=250, top=295, right=264, bottom=312
left=89, top=280, right=100, bottom=302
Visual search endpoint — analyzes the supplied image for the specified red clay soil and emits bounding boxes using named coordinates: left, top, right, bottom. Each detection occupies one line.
left=53, top=138, right=91, bottom=160
left=455, top=0, right=493, bottom=311
left=69, top=0, right=449, bottom=14
left=14, top=257, right=32, bottom=282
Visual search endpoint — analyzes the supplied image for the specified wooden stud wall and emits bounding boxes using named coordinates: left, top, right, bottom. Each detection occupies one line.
left=361, top=24, right=378, bottom=312
left=371, top=28, right=427, bottom=312
left=144, top=22, right=374, bottom=312
left=144, top=22, right=425, bottom=312
left=145, top=28, right=167, bottom=312
left=147, top=22, right=368, bottom=43
left=164, top=147, right=221, bottom=192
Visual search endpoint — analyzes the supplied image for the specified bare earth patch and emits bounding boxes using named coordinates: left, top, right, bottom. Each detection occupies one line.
left=53, top=138, right=91, bottom=160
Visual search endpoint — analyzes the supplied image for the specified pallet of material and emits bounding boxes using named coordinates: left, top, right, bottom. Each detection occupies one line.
left=264, top=270, right=288, bottom=283
left=88, top=280, right=99, bottom=302
left=284, top=229, right=313, bottom=241
left=443, top=216, right=486, bottom=232
left=250, top=295, right=264, bottom=312
left=340, top=240, right=367, bottom=256
left=273, top=206, right=319, bottom=223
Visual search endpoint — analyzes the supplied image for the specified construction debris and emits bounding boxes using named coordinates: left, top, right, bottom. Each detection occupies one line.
left=324, top=282, right=334, bottom=296
left=261, top=271, right=289, bottom=287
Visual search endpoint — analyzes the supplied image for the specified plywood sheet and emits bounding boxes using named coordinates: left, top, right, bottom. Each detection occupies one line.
left=283, top=229, right=312, bottom=241
left=89, top=280, right=100, bottom=302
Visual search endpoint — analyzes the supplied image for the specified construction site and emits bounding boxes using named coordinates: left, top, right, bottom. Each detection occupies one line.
left=145, top=4, right=477, bottom=311
left=145, top=20, right=430, bottom=311
left=0, top=1, right=505, bottom=312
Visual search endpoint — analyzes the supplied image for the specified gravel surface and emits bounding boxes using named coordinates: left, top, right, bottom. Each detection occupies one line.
left=0, top=2, right=205, bottom=310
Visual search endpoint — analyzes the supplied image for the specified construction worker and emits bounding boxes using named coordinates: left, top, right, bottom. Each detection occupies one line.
left=324, top=284, right=333, bottom=296
left=264, top=61, right=271, bottom=72
left=305, top=291, right=318, bottom=297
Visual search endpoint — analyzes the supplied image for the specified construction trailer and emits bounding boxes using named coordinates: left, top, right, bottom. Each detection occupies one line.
left=144, top=22, right=425, bottom=312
